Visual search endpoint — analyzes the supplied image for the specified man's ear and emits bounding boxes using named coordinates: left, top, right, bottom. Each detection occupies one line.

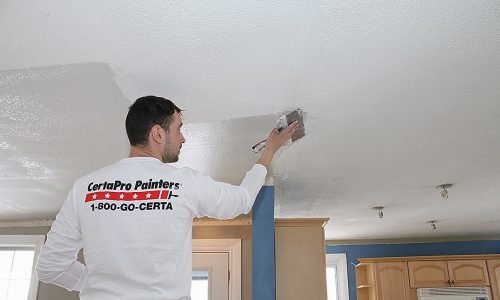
left=150, top=124, right=164, bottom=144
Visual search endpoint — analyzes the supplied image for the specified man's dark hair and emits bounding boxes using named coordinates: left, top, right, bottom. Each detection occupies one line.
left=126, top=96, right=182, bottom=146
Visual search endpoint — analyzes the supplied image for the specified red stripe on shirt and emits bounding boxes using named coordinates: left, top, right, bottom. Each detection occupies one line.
left=85, top=190, right=167, bottom=202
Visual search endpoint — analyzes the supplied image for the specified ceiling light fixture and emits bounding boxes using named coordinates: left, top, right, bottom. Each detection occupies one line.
left=373, top=206, right=384, bottom=218
left=436, top=183, right=453, bottom=199
left=428, top=220, right=437, bottom=230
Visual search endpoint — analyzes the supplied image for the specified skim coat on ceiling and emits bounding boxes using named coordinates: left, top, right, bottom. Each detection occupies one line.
left=1, top=1, right=500, bottom=240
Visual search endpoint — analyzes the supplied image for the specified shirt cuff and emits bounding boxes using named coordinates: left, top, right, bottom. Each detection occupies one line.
left=253, top=163, right=268, bottom=176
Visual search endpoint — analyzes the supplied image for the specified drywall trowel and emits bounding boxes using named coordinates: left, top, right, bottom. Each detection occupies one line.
left=252, top=109, right=306, bottom=153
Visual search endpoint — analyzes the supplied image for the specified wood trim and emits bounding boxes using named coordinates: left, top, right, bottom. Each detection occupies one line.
left=326, top=236, right=500, bottom=246
left=0, top=219, right=54, bottom=227
left=193, top=214, right=252, bottom=226
left=359, top=254, right=500, bottom=263
left=274, top=218, right=329, bottom=227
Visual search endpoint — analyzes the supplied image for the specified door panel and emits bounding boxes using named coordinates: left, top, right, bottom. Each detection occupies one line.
left=487, top=259, right=500, bottom=300
left=448, top=260, right=489, bottom=287
left=408, top=261, right=449, bottom=288
left=376, top=262, right=411, bottom=300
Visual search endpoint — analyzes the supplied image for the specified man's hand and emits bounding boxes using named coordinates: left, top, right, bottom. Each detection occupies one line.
left=257, top=121, right=300, bottom=169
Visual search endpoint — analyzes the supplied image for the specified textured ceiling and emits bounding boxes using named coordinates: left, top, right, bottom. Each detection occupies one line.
left=1, top=1, right=500, bottom=240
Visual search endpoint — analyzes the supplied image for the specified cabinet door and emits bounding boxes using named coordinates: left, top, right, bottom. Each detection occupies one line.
left=408, top=261, right=450, bottom=288
left=448, top=260, right=489, bottom=286
left=487, top=259, right=500, bottom=300
left=376, top=262, right=411, bottom=300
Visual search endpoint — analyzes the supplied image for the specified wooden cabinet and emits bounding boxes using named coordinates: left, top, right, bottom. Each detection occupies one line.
left=356, top=263, right=376, bottom=300
left=375, top=262, right=411, bottom=300
left=357, top=255, right=500, bottom=300
left=356, top=262, right=411, bottom=300
left=275, top=218, right=329, bottom=300
left=408, top=259, right=489, bottom=288
left=448, top=260, right=489, bottom=286
left=487, top=259, right=500, bottom=300
left=408, top=260, right=449, bottom=288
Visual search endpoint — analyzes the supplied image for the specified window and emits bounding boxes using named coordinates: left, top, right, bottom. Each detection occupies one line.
left=326, top=253, right=349, bottom=300
left=0, top=235, right=44, bottom=300
left=191, top=270, right=209, bottom=300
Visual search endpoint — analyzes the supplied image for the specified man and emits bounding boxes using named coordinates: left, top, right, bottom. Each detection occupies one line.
left=36, top=95, right=299, bottom=300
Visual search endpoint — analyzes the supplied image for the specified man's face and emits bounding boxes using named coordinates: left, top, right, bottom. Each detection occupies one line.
left=161, top=111, right=185, bottom=163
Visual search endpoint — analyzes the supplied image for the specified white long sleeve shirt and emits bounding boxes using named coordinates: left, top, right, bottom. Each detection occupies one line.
left=36, top=157, right=267, bottom=300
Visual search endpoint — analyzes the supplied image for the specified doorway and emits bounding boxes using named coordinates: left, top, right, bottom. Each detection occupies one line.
left=191, top=239, right=242, bottom=300
left=191, top=252, right=229, bottom=300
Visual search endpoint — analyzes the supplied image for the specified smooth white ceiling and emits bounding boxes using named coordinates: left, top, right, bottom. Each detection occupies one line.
left=1, top=1, right=499, bottom=240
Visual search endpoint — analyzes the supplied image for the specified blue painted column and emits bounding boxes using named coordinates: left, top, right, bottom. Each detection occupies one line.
left=252, top=186, right=275, bottom=300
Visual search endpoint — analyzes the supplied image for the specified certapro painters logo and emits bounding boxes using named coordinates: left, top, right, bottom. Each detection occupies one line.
left=85, top=179, right=180, bottom=212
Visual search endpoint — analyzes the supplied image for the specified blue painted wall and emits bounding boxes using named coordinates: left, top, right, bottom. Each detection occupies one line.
left=252, top=186, right=275, bottom=300
left=327, top=240, right=500, bottom=300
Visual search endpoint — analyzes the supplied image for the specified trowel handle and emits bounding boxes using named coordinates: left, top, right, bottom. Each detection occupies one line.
left=252, top=139, right=267, bottom=153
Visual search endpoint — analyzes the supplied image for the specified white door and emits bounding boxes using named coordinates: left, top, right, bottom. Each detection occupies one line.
left=191, top=252, right=229, bottom=300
